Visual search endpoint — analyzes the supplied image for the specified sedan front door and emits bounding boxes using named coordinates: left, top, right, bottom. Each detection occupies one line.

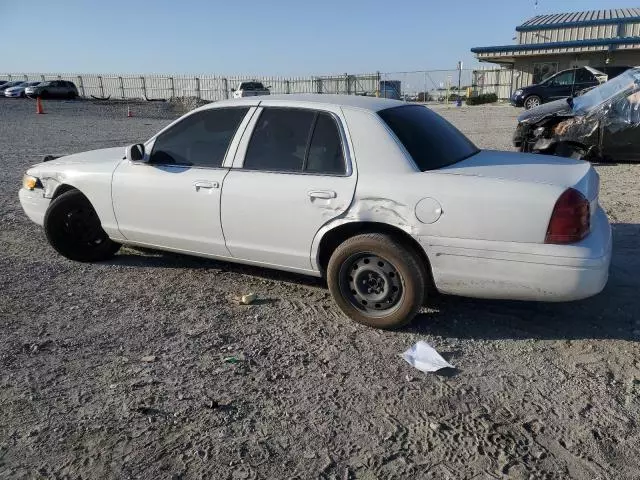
left=221, top=106, right=357, bottom=272
left=546, top=70, right=576, bottom=101
left=112, top=107, right=253, bottom=256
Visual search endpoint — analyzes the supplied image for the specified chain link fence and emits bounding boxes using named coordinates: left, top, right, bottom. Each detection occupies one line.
left=0, top=68, right=512, bottom=122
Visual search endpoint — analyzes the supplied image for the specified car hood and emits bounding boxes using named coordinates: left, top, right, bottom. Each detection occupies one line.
left=39, top=147, right=125, bottom=168
left=517, top=98, right=575, bottom=124
left=436, top=150, right=597, bottom=200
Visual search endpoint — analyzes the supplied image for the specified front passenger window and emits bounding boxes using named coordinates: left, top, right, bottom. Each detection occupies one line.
left=150, top=108, right=249, bottom=167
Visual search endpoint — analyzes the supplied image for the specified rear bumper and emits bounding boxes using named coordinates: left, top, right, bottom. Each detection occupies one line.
left=19, top=188, right=50, bottom=226
left=419, top=207, right=612, bottom=302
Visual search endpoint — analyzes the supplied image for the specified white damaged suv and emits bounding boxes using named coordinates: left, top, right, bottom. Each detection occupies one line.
left=19, top=95, right=611, bottom=329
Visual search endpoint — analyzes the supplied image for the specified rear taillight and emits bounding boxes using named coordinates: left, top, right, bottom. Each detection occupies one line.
left=545, top=188, right=590, bottom=244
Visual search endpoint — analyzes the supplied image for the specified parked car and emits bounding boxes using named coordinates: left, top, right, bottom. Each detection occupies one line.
left=4, top=81, right=40, bottom=98
left=514, top=67, right=640, bottom=162
left=25, top=80, right=79, bottom=99
left=511, top=66, right=632, bottom=109
left=19, top=95, right=611, bottom=329
left=0, top=80, right=7, bottom=87
left=0, top=80, right=24, bottom=92
left=231, top=81, right=270, bottom=98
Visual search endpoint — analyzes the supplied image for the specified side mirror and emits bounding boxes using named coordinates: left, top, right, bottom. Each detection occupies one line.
left=126, top=143, right=145, bottom=162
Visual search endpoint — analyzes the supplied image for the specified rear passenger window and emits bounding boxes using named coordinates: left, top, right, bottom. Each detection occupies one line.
left=575, top=69, right=594, bottom=83
left=306, top=113, right=345, bottom=175
left=150, top=107, right=249, bottom=167
left=243, top=108, right=315, bottom=172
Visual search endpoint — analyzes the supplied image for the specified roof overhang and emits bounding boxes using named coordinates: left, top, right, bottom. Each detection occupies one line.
left=472, top=36, right=640, bottom=61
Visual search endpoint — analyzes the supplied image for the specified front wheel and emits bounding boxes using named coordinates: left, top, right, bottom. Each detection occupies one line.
left=327, top=233, right=426, bottom=329
left=524, top=95, right=542, bottom=110
left=44, top=190, right=121, bottom=262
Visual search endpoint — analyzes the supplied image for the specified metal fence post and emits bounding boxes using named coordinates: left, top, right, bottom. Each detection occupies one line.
left=376, top=71, right=381, bottom=97
left=119, top=76, right=125, bottom=99
left=285, top=80, right=290, bottom=94
left=77, top=76, right=85, bottom=97
left=509, top=67, right=515, bottom=99
left=195, top=76, right=201, bottom=99
left=98, top=76, right=104, bottom=98
left=223, top=77, right=229, bottom=99
left=170, top=77, right=175, bottom=98
left=140, top=76, right=147, bottom=99
left=41, top=74, right=45, bottom=82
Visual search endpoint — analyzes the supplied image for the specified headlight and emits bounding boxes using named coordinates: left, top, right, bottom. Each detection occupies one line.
left=22, top=175, right=42, bottom=190
left=533, top=126, right=546, bottom=138
left=514, top=89, right=523, bottom=96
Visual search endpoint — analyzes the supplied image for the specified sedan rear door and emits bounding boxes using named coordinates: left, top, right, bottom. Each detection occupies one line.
left=220, top=105, right=356, bottom=272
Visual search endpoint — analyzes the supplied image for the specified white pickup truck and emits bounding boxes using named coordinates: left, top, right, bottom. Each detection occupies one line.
left=231, top=81, right=270, bottom=98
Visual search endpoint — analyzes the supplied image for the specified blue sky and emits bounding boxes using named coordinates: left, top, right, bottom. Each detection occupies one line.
left=0, top=0, right=631, bottom=75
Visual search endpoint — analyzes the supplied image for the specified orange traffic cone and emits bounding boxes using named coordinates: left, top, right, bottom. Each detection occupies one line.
left=127, top=106, right=133, bottom=117
left=36, top=96, right=44, bottom=114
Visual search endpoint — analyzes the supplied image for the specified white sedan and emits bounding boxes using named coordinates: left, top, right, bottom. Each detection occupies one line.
left=19, top=95, right=612, bottom=329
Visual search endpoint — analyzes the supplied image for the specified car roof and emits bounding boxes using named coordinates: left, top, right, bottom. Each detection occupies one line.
left=201, top=94, right=407, bottom=112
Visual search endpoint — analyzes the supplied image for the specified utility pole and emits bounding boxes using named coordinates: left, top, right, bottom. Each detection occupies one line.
left=457, top=61, right=463, bottom=107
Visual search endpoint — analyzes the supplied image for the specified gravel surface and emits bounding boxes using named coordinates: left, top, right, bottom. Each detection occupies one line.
left=1, top=99, right=639, bottom=479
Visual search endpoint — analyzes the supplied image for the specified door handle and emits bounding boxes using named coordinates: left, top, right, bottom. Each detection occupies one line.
left=193, top=180, right=219, bottom=190
left=308, top=190, right=337, bottom=200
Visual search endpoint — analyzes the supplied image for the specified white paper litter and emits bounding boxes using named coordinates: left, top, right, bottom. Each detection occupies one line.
left=402, top=341, right=454, bottom=373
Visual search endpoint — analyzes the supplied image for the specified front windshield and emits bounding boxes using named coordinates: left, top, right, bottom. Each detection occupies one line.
left=572, top=68, right=640, bottom=115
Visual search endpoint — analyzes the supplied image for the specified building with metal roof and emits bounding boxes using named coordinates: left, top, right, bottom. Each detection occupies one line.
left=471, top=8, right=640, bottom=92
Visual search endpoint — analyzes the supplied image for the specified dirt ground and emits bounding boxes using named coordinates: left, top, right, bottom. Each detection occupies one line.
left=1, top=99, right=639, bottom=480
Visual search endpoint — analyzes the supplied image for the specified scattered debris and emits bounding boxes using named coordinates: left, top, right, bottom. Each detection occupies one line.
left=203, top=399, right=219, bottom=409
left=239, top=293, right=258, bottom=305
left=402, top=341, right=454, bottom=373
left=141, top=355, right=157, bottom=363
left=223, top=356, right=240, bottom=364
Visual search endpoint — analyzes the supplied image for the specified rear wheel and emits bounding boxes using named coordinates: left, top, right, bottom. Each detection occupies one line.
left=327, top=233, right=426, bottom=329
left=67, top=91, right=77, bottom=99
left=44, top=190, right=121, bottom=262
left=524, top=95, right=542, bottom=110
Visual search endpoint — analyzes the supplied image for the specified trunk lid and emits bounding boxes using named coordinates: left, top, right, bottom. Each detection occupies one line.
left=437, top=150, right=599, bottom=201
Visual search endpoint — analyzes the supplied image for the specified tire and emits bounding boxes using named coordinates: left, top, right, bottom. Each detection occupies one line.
left=327, top=233, right=426, bottom=329
left=44, top=190, right=121, bottom=262
left=524, top=95, right=542, bottom=110
left=67, top=91, right=77, bottom=99
left=20, top=92, right=25, bottom=98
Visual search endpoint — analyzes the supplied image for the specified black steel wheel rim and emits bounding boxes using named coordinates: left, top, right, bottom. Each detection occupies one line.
left=61, top=207, right=106, bottom=247
left=339, top=253, right=404, bottom=317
